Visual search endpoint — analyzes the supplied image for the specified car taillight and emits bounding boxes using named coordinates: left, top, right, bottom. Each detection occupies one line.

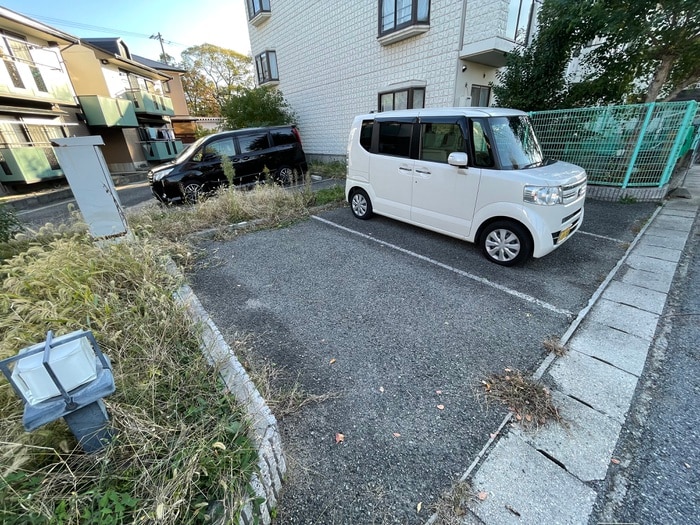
left=291, top=127, right=302, bottom=146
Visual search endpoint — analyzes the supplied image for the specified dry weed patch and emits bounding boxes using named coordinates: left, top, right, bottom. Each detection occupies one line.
left=482, top=368, right=562, bottom=429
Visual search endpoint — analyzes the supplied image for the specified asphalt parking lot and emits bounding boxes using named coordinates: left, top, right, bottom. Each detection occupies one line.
left=188, top=198, right=656, bottom=524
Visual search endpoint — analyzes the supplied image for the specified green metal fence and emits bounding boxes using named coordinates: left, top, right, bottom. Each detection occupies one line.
left=530, top=101, right=698, bottom=188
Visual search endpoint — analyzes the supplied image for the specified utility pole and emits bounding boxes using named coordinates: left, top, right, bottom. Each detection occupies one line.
left=149, top=32, right=167, bottom=63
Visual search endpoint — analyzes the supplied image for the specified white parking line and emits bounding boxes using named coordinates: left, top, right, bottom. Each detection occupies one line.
left=312, top=215, right=574, bottom=317
left=577, top=230, right=626, bottom=244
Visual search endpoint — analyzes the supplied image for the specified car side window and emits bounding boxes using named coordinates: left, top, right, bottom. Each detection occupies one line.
left=471, top=120, right=495, bottom=167
left=377, top=121, right=413, bottom=158
left=270, top=129, right=296, bottom=146
left=195, top=137, right=236, bottom=161
left=238, top=132, right=270, bottom=153
left=420, top=122, right=465, bottom=163
left=360, top=120, right=373, bottom=151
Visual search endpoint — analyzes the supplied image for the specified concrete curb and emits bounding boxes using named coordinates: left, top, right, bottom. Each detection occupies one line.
left=167, top=262, right=285, bottom=525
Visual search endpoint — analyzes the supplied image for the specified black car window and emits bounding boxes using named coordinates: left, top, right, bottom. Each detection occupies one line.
left=377, top=121, right=412, bottom=158
left=238, top=132, right=270, bottom=153
left=360, top=120, right=373, bottom=152
left=270, top=129, right=297, bottom=146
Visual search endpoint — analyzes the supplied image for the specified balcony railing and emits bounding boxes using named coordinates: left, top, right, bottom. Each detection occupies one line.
left=78, top=95, right=138, bottom=127
left=0, top=146, right=63, bottom=184
left=0, top=58, right=76, bottom=106
left=123, top=89, right=175, bottom=117
left=141, top=140, right=184, bottom=162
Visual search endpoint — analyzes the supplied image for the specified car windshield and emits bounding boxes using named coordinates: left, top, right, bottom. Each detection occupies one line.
left=489, top=116, right=544, bottom=169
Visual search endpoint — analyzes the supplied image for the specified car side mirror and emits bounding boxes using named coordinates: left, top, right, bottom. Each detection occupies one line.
left=448, top=152, right=468, bottom=168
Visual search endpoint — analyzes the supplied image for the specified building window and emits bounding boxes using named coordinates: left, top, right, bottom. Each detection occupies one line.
left=247, top=0, right=271, bottom=19
left=470, top=85, right=490, bottom=107
left=255, top=51, right=278, bottom=85
left=379, top=87, right=425, bottom=112
left=379, top=0, right=430, bottom=36
left=1, top=32, right=50, bottom=92
left=506, top=0, right=535, bottom=45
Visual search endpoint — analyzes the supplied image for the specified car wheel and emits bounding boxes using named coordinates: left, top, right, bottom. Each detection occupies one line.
left=182, top=182, right=203, bottom=204
left=480, top=221, right=532, bottom=266
left=350, top=189, right=373, bottom=219
left=275, top=166, right=294, bottom=185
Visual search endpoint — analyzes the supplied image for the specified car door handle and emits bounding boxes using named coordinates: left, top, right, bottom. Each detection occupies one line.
left=415, top=169, right=431, bottom=175
left=399, top=166, right=412, bottom=172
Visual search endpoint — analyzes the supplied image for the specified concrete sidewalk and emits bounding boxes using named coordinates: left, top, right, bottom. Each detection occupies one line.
left=459, top=164, right=700, bottom=524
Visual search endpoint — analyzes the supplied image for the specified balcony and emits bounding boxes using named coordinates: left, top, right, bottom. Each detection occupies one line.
left=459, top=37, right=516, bottom=67
left=0, top=146, right=63, bottom=184
left=123, top=90, right=175, bottom=117
left=141, top=140, right=184, bottom=162
left=0, top=58, right=76, bottom=106
left=78, top=95, right=138, bottom=127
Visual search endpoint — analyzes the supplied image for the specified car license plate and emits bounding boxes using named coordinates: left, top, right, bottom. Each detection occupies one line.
left=558, top=225, right=572, bottom=243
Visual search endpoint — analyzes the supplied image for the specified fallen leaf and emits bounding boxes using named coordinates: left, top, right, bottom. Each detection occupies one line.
left=611, top=458, right=620, bottom=464
left=477, top=491, right=488, bottom=501
left=329, top=358, right=336, bottom=365
left=505, top=367, right=512, bottom=372
left=392, top=432, right=401, bottom=438
left=416, top=502, right=422, bottom=513
left=684, top=462, right=691, bottom=469
left=525, top=414, right=533, bottom=422
left=212, top=441, right=226, bottom=451
left=436, top=390, right=443, bottom=394
left=490, top=433, right=498, bottom=439
left=437, top=404, right=445, bottom=410
left=335, top=433, right=345, bottom=444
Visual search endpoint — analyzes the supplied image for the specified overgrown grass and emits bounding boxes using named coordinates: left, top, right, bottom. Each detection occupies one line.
left=129, top=181, right=345, bottom=241
left=0, top=232, right=259, bottom=524
left=309, top=160, right=346, bottom=179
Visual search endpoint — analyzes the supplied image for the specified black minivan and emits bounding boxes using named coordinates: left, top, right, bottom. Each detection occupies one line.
left=149, top=125, right=308, bottom=204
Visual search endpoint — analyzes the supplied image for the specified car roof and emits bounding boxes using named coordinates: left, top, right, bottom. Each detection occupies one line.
left=355, top=107, right=527, bottom=120
left=206, top=125, right=295, bottom=138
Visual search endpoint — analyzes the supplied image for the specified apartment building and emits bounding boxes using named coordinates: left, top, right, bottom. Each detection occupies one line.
left=245, top=0, right=536, bottom=159
left=62, top=37, right=183, bottom=173
left=0, top=7, right=88, bottom=185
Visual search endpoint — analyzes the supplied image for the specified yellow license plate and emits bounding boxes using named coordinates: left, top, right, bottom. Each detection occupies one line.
left=558, top=226, right=572, bottom=243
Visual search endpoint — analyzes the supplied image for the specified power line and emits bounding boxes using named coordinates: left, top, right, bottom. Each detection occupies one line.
left=19, top=12, right=186, bottom=47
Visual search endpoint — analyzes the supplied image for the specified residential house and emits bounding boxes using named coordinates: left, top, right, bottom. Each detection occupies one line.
left=245, top=0, right=537, bottom=160
left=132, top=54, right=198, bottom=144
left=0, top=7, right=89, bottom=186
left=61, top=37, right=184, bottom=173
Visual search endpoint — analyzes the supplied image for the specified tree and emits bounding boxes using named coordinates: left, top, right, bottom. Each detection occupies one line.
left=586, top=0, right=700, bottom=102
left=181, top=69, right=220, bottom=116
left=222, top=87, right=296, bottom=129
left=493, top=0, right=700, bottom=109
left=493, top=0, right=599, bottom=111
left=180, top=44, right=253, bottom=116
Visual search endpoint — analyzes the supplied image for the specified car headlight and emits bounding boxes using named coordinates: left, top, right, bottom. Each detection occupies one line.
left=152, top=168, right=174, bottom=182
left=523, top=185, right=562, bottom=205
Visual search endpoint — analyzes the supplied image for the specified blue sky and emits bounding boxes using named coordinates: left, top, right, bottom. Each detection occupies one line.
left=2, top=0, right=251, bottom=60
